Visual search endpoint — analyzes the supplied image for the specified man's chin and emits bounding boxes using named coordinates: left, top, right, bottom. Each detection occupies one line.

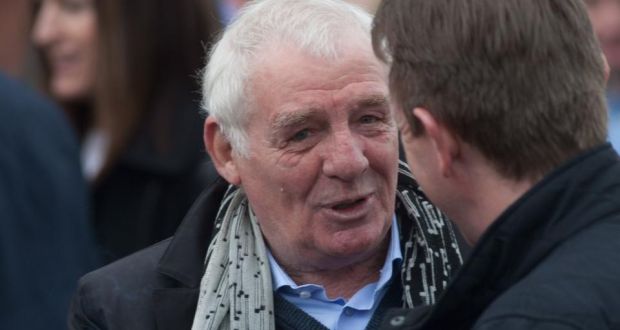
left=318, top=234, right=388, bottom=266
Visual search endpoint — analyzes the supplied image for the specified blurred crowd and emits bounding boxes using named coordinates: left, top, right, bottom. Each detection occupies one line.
left=1, top=0, right=619, bottom=329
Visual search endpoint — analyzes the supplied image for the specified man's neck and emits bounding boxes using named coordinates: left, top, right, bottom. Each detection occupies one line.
left=469, top=179, right=532, bottom=244
left=277, top=238, right=390, bottom=300
left=451, top=157, right=535, bottom=245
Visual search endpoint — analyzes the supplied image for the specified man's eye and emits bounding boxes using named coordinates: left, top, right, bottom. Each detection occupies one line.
left=360, top=115, right=380, bottom=124
left=290, top=129, right=311, bottom=142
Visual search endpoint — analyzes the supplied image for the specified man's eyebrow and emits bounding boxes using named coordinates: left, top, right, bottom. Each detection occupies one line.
left=271, top=109, right=319, bottom=131
left=269, top=108, right=321, bottom=143
left=355, top=95, right=389, bottom=108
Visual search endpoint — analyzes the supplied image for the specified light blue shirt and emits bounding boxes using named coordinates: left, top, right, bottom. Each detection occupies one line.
left=267, top=216, right=402, bottom=330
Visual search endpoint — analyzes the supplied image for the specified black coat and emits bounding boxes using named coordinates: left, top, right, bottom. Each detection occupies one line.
left=0, top=73, right=99, bottom=330
left=382, top=145, right=620, bottom=330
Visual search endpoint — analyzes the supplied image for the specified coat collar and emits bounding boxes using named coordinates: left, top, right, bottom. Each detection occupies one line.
left=152, top=170, right=229, bottom=330
left=156, top=174, right=229, bottom=288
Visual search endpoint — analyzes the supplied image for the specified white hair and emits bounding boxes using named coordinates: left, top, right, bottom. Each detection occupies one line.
left=201, top=0, right=373, bottom=156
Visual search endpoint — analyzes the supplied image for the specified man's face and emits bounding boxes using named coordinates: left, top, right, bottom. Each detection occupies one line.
left=232, top=43, right=399, bottom=271
left=586, top=0, right=620, bottom=70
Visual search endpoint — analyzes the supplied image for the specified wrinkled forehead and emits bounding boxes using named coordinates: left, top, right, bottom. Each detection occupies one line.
left=248, top=51, right=391, bottom=146
left=249, top=29, right=383, bottom=74
left=246, top=39, right=388, bottom=109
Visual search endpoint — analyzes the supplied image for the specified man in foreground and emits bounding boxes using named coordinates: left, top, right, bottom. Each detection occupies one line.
left=373, top=0, right=620, bottom=329
left=69, top=1, right=462, bottom=329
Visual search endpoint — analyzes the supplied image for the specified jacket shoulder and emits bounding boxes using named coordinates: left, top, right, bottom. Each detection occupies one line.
left=69, top=239, right=173, bottom=329
left=475, top=220, right=620, bottom=330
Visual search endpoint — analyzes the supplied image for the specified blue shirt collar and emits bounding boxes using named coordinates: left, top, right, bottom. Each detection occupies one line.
left=267, top=215, right=402, bottom=305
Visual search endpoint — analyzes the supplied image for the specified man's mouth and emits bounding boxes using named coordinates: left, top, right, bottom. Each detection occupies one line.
left=332, top=198, right=367, bottom=210
left=319, top=193, right=375, bottom=221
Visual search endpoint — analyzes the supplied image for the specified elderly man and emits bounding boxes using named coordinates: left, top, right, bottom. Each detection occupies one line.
left=68, top=1, right=462, bottom=329
left=373, top=0, right=620, bottom=329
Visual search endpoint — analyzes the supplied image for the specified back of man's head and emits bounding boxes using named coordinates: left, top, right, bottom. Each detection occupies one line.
left=373, top=0, right=608, bottom=181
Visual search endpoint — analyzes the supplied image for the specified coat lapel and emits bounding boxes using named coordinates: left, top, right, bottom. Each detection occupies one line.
left=151, top=172, right=229, bottom=330
left=153, top=288, right=200, bottom=330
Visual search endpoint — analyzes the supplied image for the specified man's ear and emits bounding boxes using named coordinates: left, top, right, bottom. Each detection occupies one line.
left=603, top=53, right=611, bottom=83
left=412, top=107, right=459, bottom=177
left=204, top=116, right=241, bottom=185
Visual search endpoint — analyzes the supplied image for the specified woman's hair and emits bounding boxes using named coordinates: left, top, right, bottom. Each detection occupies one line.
left=38, top=0, right=220, bottom=178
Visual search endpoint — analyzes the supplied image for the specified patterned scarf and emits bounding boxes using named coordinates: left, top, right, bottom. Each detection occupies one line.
left=191, top=161, right=463, bottom=330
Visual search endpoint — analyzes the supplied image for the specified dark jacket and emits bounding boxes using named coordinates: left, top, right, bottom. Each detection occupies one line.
left=69, top=163, right=464, bottom=329
left=93, top=90, right=211, bottom=263
left=382, top=145, right=620, bottom=330
left=0, top=73, right=99, bottom=330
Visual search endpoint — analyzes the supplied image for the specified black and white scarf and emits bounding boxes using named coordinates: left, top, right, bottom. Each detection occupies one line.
left=191, top=161, right=463, bottom=330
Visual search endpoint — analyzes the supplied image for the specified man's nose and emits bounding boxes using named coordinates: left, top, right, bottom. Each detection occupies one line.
left=321, top=131, right=369, bottom=181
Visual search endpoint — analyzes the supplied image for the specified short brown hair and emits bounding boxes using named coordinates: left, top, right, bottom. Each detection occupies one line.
left=373, top=0, right=608, bottom=181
